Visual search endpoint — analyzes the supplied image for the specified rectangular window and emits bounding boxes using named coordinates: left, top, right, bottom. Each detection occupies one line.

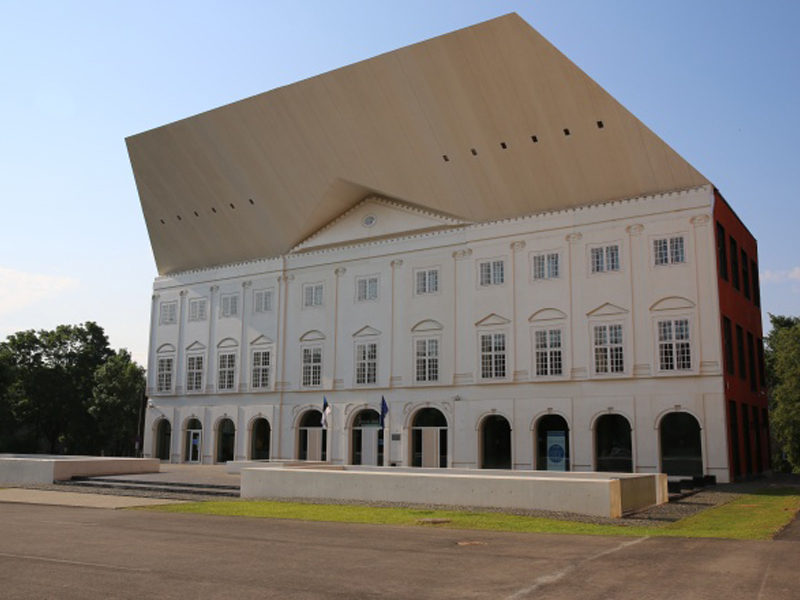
left=186, top=355, right=204, bottom=392
left=736, top=324, right=746, bottom=380
left=654, top=236, right=685, bottom=266
left=355, top=342, right=378, bottom=385
left=220, top=294, right=239, bottom=318
left=303, top=283, right=324, bottom=308
left=415, top=268, right=440, bottom=295
left=658, top=319, right=692, bottom=371
left=723, top=317, right=734, bottom=375
left=716, top=222, right=728, bottom=281
left=356, top=276, right=379, bottom=302
left=532, top=253, right=560, bottom=280
left=188, top=298, right=207, bottom=322
left=254, top=290, right=273, bottom=313
left=217, top=353, right=236, bottom=391
left=757, top=338, right=766, bottom=388
left=159, top=301, right=177, bottom=325
left=747, top=332, right=756, bottom=392
left=302, top=346, right=322, bottom=387
left=534, top=328, right=563, bottom=377
left=741, top=250, right=751, bottom=300
left=251, top=350, right=271, bottom=389
left=594, top=324, right=624, bottom=374
left=156, top=357, right=173, bottom=392
left=415, top=338, right=439, bottom=382
left=590, top=245, right=620, bottom=274
left=480, top=333, right=507, bottom=379
left=479, top=260, right=505, bottom=286
left=752, top=260, right=761, bottom=307
left=730, top=238, right=740, bottom=291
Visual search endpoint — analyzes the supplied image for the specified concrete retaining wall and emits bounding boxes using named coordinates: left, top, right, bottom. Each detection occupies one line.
left=0, top=455, right=160, bottom=484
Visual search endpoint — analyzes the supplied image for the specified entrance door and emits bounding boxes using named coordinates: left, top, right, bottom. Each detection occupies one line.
left=188, top=430, right=202, bottom=463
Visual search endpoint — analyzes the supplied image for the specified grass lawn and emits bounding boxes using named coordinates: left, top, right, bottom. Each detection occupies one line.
left=142, top=488, right=800, bottom=541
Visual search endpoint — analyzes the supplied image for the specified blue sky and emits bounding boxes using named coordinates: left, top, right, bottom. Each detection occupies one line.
left=1, top=0, right=798, bottom=366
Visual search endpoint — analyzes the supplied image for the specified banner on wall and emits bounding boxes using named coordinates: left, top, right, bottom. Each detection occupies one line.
left=546, top=431, right=567, bottom=471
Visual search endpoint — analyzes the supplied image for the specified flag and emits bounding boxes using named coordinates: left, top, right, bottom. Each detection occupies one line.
left=321, top=397, right=331, bottom=430
left=380, top=396, right=389, bottom=429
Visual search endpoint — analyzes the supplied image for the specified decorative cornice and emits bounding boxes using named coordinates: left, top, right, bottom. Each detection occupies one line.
left=278, top=274, right=295, bottom=284
left=179, top=289, right=188, bottom=297
left=510, top=241, right=526, bottom=252
left=691, top=214, right=710, bottom=227
left=210, top=285, right=219, bottom=293
left=390, top=260, right=404, bottom=269
left=334, top=267, right=347, bottom=277
left=242, top=280, right=252, bottom=288
left=452, top=248, right=473, bottom=260
left=626, top=224, right=644, bottom=235
left=152, top=293, right=160, bottom=301
left=565, top=233, right=583, bottom=244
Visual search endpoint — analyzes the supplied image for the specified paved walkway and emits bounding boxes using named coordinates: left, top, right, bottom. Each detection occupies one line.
left=0, top=488, right=184, bottom=509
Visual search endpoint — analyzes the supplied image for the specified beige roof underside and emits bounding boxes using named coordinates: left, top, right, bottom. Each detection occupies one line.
left=127, top=13, right=708, bottom=275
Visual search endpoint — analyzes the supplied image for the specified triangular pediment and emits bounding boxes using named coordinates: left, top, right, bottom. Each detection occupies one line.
left=250, top=334, right=274, bottom=346
left=528, top=308, right=568, bottom=323
left=353, top=325, right=381, bottom=338
left=586, top=303, right=629, bottom=317
left=650, top=296, right=696, bottom=312
left=291, top=196, right=471, bottom=253
left=411, top=319, right=443, bottom=332
left=475, top=313, right=511, bottom=327
left=186, top=341, right=206, bottom=352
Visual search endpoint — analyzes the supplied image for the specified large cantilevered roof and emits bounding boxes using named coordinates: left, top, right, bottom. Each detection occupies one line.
left=127, top=13, right=708, bottom=275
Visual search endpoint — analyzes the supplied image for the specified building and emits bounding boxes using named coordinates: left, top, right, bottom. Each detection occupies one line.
left=128, top=14, right=768, bottom=482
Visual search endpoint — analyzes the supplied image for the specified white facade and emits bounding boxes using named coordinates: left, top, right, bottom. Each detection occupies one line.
left=144, top=185, right=731, bottom=482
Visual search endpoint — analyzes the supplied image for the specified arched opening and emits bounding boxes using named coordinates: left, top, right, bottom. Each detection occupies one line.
left=535, top=414, right=570, bottom=471
left=216, top=418, right=236, bottom=463
left=351, top=409, right=384, bottom=466
left=298, top=410, right=327, bottom=461
left=595, top=414, right=633, bottom=472
left=410, top=407, right=447, bottom=468
left=184, top=418, right=203, bottom=463
left=154, top=419, right=171, bottom=461
left=660, top=412, right=703, bottom=477
left=250, top=418, right=271, bottom=460
left=480, top=415, right=511, bottom=469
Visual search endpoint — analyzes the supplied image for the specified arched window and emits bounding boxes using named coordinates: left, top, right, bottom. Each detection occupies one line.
left=480, top=415, right=511, bottom=469
left=298, top=410, right=326, bottom=461
left=595, top=414, right=632, bottom=472
left=250, top=418, right=271, bottom=460
left=351, top=409, right=384, bottom=466
left=660, top=412, right=702, bottom=477
left=411, top=408, right=447, bottom=468
left=535, top=414, right=570, bottom=471
left=216, top=418, right=236, bottom=463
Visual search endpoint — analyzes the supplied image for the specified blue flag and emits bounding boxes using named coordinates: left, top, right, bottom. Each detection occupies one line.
left=380, top=396, right=389, bottom=429
left=321, top=397, right=331, bottom=430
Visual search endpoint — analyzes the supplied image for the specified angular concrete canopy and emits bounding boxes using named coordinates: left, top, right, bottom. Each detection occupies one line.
left=127, top=13, right=708, bottom=275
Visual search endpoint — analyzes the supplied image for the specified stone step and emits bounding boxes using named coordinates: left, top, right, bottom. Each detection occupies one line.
left=55, top=480, right=239, bottom=498
left=69, top=477, right=240, bottom=491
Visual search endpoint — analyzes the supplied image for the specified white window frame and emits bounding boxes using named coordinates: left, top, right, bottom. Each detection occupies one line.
left=477, top=258, right=506, bottom=287
left=532, top=326, right=564, bottom=378
left=652, top=235, right=687, bottom=267
left=186, top=354, right=204, bottom=392
left=655, top=317, right=693, bottom=373
left=220, top=294, right=239, bottom=318
left=251, top=349, right=272, bottom=390
left=188, top=298, right=207, bottom=322
left=253, top=289, right=274, bottom=314
left=530, top=250, right=561, bottom=282
left=413, top=336, right=440, bottom=383
left=354, top=341, right=378, bottom=386
left=355, top=275, right=380, bottom=303
left=478, top=330, right=508, bottom=380
left=156, top=356, right=174, bottom=393
left=301, top=344, right=323, bottom=388
left=592, top=322, right=625, bottom=376
left=159, top=301, right=178, bottom=326
left=414, top=267, right=440, bottom=296
left=588, top=243, right=622, bottom=275
left=303, top=283, right=324, bottom=309
left=217, top=352, right=237, bottom=391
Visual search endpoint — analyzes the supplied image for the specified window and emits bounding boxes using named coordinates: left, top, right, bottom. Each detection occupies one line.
left=303, top=283, right=324, bottom=308
left=747, top=332, right=756, bottom=392
left=220, top=294, right=239, bottom=318
left=355, top=342, right=378, bottom=385
left=658, top=319, right=692, bottom=371
left=730, top=238, right=740, bottom=291
left=590, top=245, right=620, bottom=274
left=534, top=328, right=563, bottom=376
left=594, top=324, right=624, bottom=374
left=752, top=260, right=761, bottom=307
left=415, top=268, right=439, bottom=295
left=480, top=333, right=507, bottom=379
left=218, top=353, right=236, bottom=391
left=254, top=290, right=273, bottom=313
left=251, top=350, right=271, bottom=389
left=723, top=317, right=734, bottom=375
left=479, top=260, right=505, bottom=286
left=757, top=338, right=766, bottom=388
left=159, top=301, right=177, bottom=325
left=186, top=355, right=204, bottom=392
left=653, top=236, right=685, bottom=266
left=302, top=346, right=322, bottom=387
left=736, top=324, right=746, bottom=380
left=156, top=357, right=173, bottom=392
left=716, top=222, right=728, bottom=281
left=532, top=252, right=560, bottom=280
left=356, top=276, right=379, bottom=302
left=741, top=251, right=750, bottom=299
left=188, top=298, right=207, bottom=322
left=415, top=338, right=439, bottom=382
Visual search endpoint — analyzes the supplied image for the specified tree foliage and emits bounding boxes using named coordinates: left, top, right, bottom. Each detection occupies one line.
left=765, top=314, right=800, bottom=472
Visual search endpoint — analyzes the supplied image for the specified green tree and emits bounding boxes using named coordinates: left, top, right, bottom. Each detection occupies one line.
left=765, top=314, right=800, bottom=471
left=89, top=349, right=146, bottom=456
